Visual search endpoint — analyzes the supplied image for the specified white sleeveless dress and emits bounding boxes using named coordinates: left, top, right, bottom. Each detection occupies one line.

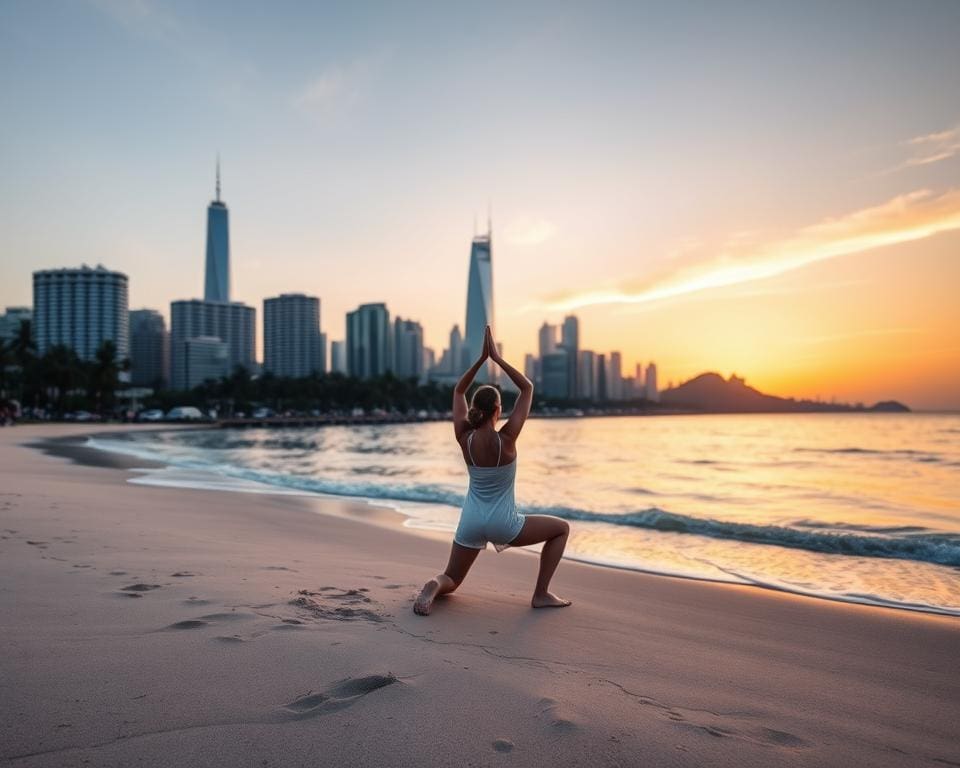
left=453, top=431, right=526, bottom=552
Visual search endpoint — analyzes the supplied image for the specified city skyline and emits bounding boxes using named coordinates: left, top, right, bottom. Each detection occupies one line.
left=1, top=3, right=958, bottom=408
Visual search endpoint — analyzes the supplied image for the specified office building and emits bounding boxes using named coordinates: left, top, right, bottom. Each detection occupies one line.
left=170, top=299, right=255, bottom=390
left=33, top=265, right=128, bottom=361
left=0, top=307, right=31, bottom=343
left=183, top=336, right=229, bottom=389
left=394, top=318, right=424, bottom=381
left=607, top=352, right=624, bottom=400
left=541, top=350, right=570, bottom=399
left=578, top=350, right=598, bottom=401
left=561, top=315, right=579, bottom=398
left=204, top=160, right=230, bottom=303
left=645, top=362, right=659, bottom=401
left=464, top=223, right=495, bottom=382
left=129, top=309, right=168, bottom=387
left=330, top=340, right=347, bottom=374
left=596, top=353, right=608, bottom=401
left=538, top=322, right=557, bottom=358
left=263, top=293, right=324, bottom=378
left=346, top=303, right=392, bottom=379
left=523, top=354, right=537, bottom=383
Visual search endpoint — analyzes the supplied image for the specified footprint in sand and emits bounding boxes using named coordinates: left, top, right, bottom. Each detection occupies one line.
left=262, top=566, right=297, bottom=572
left=164, top=611, right=256, bottom=631
left=280, top=674, right=398, bottom=719
left=537, top=697, right=578, bottom=734
left=492, top=739, right=514, bottom=753
left=170, top=571, right=196, bottom=577
left=182, top=597, right=214, bottom=606
left=289, top=587, right=384, bottom=623
left=108, top=570, right=127, bottom=576
left=26, top=540, right=48, bottom=548
left=121, top=583, right=162, bottom=592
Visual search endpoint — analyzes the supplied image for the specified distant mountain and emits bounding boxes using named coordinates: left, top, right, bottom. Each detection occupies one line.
left=659, top=373, right=910, bottom=414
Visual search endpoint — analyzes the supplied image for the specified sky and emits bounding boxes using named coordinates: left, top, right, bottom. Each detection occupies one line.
left=1, top=1, right=958, bottom=409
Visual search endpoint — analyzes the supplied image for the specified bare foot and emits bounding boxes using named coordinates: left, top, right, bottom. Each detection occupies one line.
left=413, top=579, right=440, bottom=615
left=531, top=591, right=572, bottom=609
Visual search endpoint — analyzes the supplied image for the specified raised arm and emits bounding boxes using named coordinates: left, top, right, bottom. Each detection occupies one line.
left=452, top=345, right=489, bottom=440
left=487, top=328, right=533, bottom=440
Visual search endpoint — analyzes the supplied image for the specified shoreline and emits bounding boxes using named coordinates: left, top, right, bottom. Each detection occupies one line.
left=1, top=423, right=958, bottom=766
left=45, top=423, right=960, bottom=620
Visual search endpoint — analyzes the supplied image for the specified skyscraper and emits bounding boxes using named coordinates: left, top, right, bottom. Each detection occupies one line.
left=561, top=315, right=579, bottom=398
left=263, top=293, right=324, bottom=378
left=330, top=340, right=347, bottom=374
left=204, top=160, right=230, bottom=303
left=645, top=362, right=659, bottom=402
left=578, top=350, right=597, bottom=401
left=607, top=352, right=624, bottom=401
left=170, top=300, right=255, bottom=390
left=346, top=303, right=392, bottom=379
left=541, top=350, right=570, bottom=399
left=129, top=309, right=168, bottom=387
left=33, top=265, right=128, bottom=361
left=464, top=222, right=495, bottom=382
left=538, top=322, right=557, bottom=358
left=393, top=318, right=425, bottom=381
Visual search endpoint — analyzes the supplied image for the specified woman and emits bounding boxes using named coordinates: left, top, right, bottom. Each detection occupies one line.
left=413, top=325, right=571, bottom=615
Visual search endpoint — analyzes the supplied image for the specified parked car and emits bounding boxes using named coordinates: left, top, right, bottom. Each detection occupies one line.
left=166, top=406, right=203, bottom=421
left=137, top=409, right=165, bottom=422
left=252, top=407, right=274, bottom=419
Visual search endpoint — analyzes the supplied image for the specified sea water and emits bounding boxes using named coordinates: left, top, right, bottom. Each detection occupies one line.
left=88, top=413, right=960, bottom=616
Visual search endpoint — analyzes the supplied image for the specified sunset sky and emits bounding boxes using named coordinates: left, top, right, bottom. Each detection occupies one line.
left=1, top=1, right=958, bottom=409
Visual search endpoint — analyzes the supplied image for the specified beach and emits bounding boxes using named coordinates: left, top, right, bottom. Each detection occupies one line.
left=1, top=424, right=958, bottom=768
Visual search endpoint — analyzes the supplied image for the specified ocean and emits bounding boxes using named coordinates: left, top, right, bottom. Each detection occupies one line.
left=88, top=413, right=960, bottom=616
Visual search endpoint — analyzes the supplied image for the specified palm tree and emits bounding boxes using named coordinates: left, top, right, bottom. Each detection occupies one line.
left=90, top=340, right=123, bottom=415
left=41, top=345, right=84, bottom=414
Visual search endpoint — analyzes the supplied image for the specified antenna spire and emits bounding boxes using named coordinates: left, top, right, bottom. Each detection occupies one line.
left=215, top=155, right=221, bottom=202
left=487, top=200, right=492, bottom=238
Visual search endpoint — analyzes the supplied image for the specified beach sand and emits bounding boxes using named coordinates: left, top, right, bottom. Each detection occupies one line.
left=1, top=424, right=958, bottom=767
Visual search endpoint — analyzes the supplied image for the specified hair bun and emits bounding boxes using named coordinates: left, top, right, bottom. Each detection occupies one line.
left=467, top=406, right=483, bottom=427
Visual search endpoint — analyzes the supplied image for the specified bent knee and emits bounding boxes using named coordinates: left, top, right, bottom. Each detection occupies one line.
left=555, top=518, right=570, bottom=536
left=441, top=572, right=462, bottom=590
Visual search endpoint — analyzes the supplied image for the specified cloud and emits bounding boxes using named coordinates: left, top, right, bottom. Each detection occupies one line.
left=537, top=188, right=960, bottom=312
left=796, top=327, right=924, bottom=346
left=883, top=122, right=960, bottom=174
left=293, top=56, right=383, bottom=122
left=504, top=216, right=557, bottom=246
left=89, top=0, right=180, bottom=42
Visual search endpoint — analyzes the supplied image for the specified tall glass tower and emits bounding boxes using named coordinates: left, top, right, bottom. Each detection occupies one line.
left=464, top=221, right=495, bottom=382
left=204, top=159, right=230, bottom=303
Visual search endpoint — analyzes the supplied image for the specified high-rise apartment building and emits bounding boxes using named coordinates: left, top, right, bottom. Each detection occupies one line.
left=33, top=265, right=128, bottom=361
left=183, top=336, right=229, bottom=389
left=0, top=307, right=31, bottom=343
left=394, top=318, right=424, bottom=381
left=204, top=160, right=230, bottom=303
left=170, top=300, right=255, bottom=390
left=464, top=224, right=495, bottom=382
left=263, top=294, right=324, bottom=378
left=346, top=303, right=392, bottom=379
left=129, top=309, right=168, bottom=387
